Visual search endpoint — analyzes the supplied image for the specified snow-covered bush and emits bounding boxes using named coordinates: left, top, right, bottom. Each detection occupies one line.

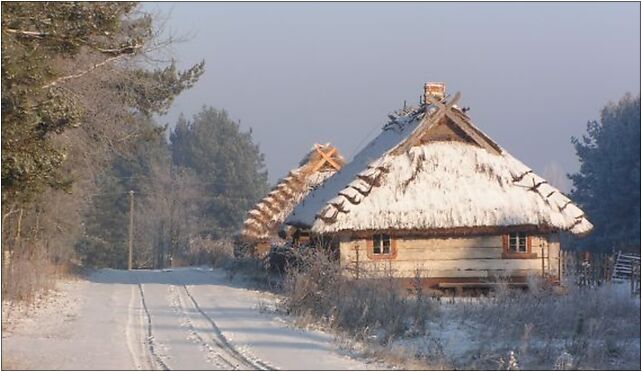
left=442, top=281, right=640, bottom=370
left=186, top=237, right=235, bottom=267
left=281, top=248, right=437, bottom=342
left=277, top=250, right=639, bottom=370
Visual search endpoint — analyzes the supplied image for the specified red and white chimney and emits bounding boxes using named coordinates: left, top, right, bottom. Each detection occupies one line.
left=424, top=82, right=446, bottom=102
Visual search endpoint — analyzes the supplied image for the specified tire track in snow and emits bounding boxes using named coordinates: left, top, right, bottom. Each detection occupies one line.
left=126, top=285, right=151, bottom=370
left=181, top=284, right=275, bottom=371
left=167, top=285, right=237, bottom=370
left=137, top=283, right=170, bottom=371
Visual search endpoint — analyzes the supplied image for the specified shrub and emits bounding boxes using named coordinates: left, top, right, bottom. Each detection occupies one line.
left=445, top=280, right=641, bottom=370
left=185, top=237, right=234, bottom=267
left=2, top=247, right=71, bottom=305
left=280, top=248, right=437, bottom=342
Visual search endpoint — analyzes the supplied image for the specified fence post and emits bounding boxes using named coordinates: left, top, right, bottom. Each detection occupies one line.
left=353, top=244, right=360, bottom=280
left=631, top=262, right=640, bottom=297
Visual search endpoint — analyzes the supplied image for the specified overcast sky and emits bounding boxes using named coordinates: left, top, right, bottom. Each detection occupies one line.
left=145, top=2, right=640, bottom=191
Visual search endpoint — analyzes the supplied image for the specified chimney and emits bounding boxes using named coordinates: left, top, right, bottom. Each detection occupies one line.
left=424, top=82, right=446, bottom=103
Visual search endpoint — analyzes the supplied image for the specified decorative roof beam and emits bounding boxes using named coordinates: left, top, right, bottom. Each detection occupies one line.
left=308, top=145, right=342, bottom=172
left=437, top=106, right=502, bottom=155
left=392, top=92, right=461, bottom=155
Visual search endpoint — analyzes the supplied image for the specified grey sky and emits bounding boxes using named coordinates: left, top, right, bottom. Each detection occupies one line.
left=145, top=2, right=640, bottom=190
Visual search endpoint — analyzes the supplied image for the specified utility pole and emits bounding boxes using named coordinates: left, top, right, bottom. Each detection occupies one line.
left=15, top=208, right=23, bottom=251
left=128, top=190, right=134, bottom=271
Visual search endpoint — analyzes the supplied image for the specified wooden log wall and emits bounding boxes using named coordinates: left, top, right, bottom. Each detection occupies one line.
left=339, top=234, right=561, bottom=281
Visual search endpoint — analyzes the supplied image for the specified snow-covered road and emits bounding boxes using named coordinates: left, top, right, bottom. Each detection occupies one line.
left=2, top=268, right=381, bottom=370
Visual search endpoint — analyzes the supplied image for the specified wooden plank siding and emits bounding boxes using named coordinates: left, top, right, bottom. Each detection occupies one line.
left=339, top=233, right=561, bottom=283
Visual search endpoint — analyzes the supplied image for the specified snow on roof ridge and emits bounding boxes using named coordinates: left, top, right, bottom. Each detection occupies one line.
left=383, top=105, right=424, bottom=132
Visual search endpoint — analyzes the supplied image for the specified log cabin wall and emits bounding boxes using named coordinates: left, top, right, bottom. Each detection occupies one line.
left=338, top=233, right=561, bottom=284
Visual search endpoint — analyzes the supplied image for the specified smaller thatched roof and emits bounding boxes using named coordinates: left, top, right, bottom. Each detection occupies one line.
left=240, top=143, right=344, bottom=242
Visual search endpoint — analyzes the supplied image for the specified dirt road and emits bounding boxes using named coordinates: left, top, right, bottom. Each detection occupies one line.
left=2, top=268, right=380, bottom=370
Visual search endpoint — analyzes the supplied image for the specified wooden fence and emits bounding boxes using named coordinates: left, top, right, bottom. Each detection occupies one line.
left=561, top=250, right=640, bottom=296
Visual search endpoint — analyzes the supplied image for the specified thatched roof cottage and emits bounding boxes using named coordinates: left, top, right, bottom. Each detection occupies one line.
left=240, top=143, right=344, bottom=256
left=285, top=83, right=592, bottom=288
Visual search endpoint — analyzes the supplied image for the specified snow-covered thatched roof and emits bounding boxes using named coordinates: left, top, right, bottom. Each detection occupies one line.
left=240, top=143, right=344, bottom=242
left=285, top=92, right=593, bottom=236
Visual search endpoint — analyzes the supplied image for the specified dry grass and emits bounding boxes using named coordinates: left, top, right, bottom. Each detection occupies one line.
left=280, top=249, right=437, bottom=343
left=273, top=249, right=640, bottom=370
left=1, top=249, right=73, bottom=305
left=182, top=237, right=275, bottom=287
left=426, top=279, right=641, bottom=370
left=184, top=237, right=236, bottom=267
left=1, top=246, right=77, bottom=334
left=224, top=256, right=276, bottom=288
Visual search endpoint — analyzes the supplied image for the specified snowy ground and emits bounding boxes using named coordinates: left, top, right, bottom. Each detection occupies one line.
left=1, top=267, right=387, bottom=370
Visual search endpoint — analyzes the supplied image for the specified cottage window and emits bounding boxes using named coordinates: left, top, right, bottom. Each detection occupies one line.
left=502, top=232, right=535, bottom=259
left=372, top=234, right=391, bottom=255
left=508, top=232, right=528, bottom=253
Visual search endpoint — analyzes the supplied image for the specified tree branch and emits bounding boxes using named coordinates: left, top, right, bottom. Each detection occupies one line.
left=2, top=208, right=20, bottom=230
left=41, top=52, right=132, bottom=89
left=93, top=44, right=141, bottom=56
left=6, top=26, right=145, bottom=56
left=3, top=28, right=49, bottom=38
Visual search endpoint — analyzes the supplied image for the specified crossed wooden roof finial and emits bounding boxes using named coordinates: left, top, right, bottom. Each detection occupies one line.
left=309, top=144, right=342, bottom=172
left=391, top=92, right=499, bottom=156
left=392, top=92, right=460, bottom=155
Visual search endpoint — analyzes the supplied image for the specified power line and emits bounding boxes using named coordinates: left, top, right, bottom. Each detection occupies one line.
left=93, top=175, right=248, bottom=188
left=87, top=191, right=253, bottom=200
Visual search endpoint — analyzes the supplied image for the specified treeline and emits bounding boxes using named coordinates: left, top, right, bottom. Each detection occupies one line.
left=1, top=3, right=268, bottom=301
left=77, top=109, right=268, bottom=269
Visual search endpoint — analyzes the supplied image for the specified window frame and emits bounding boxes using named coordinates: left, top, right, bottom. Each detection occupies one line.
left=367, top=233, right=397, bottom=259
left=502, top=232, right=535, bottom=259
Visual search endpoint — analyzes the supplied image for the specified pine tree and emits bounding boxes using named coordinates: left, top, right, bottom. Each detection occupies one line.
left=1, top=2, right=204, bottom=204
left=569, top=93, right=641, bottom=252
left=170, top=107, right=269, bottom=238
